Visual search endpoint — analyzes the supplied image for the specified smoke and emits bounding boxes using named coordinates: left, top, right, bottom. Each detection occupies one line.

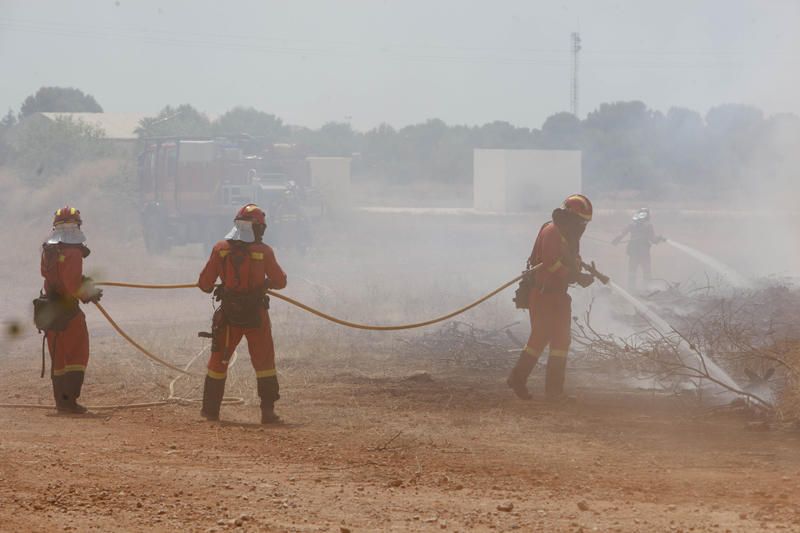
left=665, top=239, right=749, bottom=288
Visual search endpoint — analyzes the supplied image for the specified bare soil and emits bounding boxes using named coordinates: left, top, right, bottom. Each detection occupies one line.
left=2, top=192, right=800, bottom=532
left=2, top=334, right=800, bottom=532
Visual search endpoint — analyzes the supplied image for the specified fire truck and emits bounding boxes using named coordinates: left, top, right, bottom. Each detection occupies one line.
left=137, top=136, right=323, bottom=254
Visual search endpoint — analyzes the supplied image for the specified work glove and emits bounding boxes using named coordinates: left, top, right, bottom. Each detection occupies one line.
left=576, top=273, right=594, bottom=288
left=87, top=288, right=103, bottom=303
left=80, top=276, right=102, bottom=303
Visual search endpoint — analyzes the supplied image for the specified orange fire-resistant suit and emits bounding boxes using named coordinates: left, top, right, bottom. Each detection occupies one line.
left=40, top=243, right=93, bottom=410
left=198, top=239, right=287, bottom=419
left=508, top=221, right=583, bottom=399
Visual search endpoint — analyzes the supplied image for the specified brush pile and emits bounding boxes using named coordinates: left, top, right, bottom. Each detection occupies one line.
left=574, top=279, right=800, bottom=423
left=399, top=320, right=522, bottom=369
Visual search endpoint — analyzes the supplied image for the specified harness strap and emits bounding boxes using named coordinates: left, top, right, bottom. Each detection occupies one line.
left=40, top=334, right=46, bottom=379
left=221, top=243, right=250, bottom=288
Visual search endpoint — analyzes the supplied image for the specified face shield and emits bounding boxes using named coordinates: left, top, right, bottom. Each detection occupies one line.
left=225, top=219, right=256, bottom=243
left=46, top=222, right=86, bottom=245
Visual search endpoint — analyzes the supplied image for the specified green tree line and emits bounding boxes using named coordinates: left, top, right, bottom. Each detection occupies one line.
left=2, top=87, right=799, bottom=198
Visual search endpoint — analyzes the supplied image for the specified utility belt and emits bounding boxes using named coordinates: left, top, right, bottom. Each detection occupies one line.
left=213, top=286, right=269, bottom=329
left=514, top=264, right=574, bottom=309
left=32, top=292, right=79, bottom=332
left=513, top=268, right=536, bottom=309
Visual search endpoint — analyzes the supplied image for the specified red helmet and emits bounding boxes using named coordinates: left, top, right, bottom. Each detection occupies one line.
left=53, top=206, right=82, bottom=226
left=562, top=194, right=593, bottom=221
left=234, top=204, right=266, bottom=226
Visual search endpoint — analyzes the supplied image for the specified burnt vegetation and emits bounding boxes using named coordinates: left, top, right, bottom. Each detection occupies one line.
left=572, top=283, right=800, bottom=424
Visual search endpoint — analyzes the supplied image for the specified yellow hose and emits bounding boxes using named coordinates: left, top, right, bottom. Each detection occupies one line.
left=97, top=282, right=198, bottom=290
left=95, top=264, right=539, bottom=332
left=0, top=345, right=243, bottom=411
left=92, top=301, right=199, bottom=376
left=2, top=268, right=535, bottom=411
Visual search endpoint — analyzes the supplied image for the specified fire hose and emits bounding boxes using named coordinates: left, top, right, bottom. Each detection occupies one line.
left=95, top=266, right=541, bottom=332
left=0, top=344, right=244, bottom=411
left=3, top=264, right=580, bottom=411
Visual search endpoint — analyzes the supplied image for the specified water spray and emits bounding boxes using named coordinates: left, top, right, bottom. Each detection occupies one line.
left=607, top=280, right=752, bottom=401
left=665, top=239, right=749, bottom=288
left=580, top=242, right=763, bottom=404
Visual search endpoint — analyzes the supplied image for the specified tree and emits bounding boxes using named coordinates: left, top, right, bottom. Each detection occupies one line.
left=473, top=121, right=539, bottom=149
left=584, top=100, right=658, bottom=132
left=19, top=86, right=103, bottom=117
left=540, top=112, right=581, bottom=149
left=361, top=123, right=401, bottom=181
left=292, top=121, right=360, bottom=157
left=212, top=107, right=289, bottom=143
left=136, top=104, right=212, bottom=138
left=0, top=109, right=17, bottom=164
left=0, top=109, right=16, bottom=129
left=582, top=101, right=665, bottom=194
left=658, top=107, right=709, bottom=189
left=10, top=115, right=108, bottom=183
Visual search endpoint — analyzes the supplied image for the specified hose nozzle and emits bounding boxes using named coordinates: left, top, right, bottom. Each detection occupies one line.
left=582, top=261, right=610, bottom=285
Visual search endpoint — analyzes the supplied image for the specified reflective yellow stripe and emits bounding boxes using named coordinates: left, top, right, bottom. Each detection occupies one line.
left=547, top=260, right=563, bottom=273
left=53, top=365, right=86, bottom=376
left=550, top=349, right=568, bottom=358
left=250, top=252, right=264, bottom=260
left=219, top=250, right=230, bottom=258
left=70, top=207, right=76, bottom=215
left=207, top=369, right=226, bottom=380
left=255, top=368, right=277, bottom=378
left=58, top=255, right=66, bottom=263
left=523, top=345, right=540, bottom=357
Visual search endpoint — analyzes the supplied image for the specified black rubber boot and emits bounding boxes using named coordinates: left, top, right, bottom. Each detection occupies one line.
left=61, top=371, right=88, bottom=414
left=201, top=376, right=226, bottom=421
left=257, top=375, right=281, bottom=424
left=544, top=355, right=568, bottom=400
left=506, top=350, right=538, bottom=400
left=52, top=375, right=69, bottom=412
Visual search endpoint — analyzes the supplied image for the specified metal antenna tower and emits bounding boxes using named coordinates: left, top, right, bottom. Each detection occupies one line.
left=570, top=32, right=581, bottom=116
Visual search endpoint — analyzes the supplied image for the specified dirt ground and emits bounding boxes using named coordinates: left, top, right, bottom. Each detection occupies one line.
left=2, top=199, right=800, bottom=532
left=2, top=345, right=800, bottom=533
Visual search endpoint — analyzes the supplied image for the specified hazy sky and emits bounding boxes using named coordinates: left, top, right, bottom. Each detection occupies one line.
left=1, top=0, right=798, bottom=130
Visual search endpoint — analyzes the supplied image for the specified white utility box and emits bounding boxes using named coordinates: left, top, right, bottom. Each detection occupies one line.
left=473, top=149, right=582, bottom=212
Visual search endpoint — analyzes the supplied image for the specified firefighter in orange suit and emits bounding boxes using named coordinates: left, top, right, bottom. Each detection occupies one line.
left=507, top=194, right=595, bottom=401
left=198, top=204, right=287, bottom=424
left=40, top=206, right=103, bottom=414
